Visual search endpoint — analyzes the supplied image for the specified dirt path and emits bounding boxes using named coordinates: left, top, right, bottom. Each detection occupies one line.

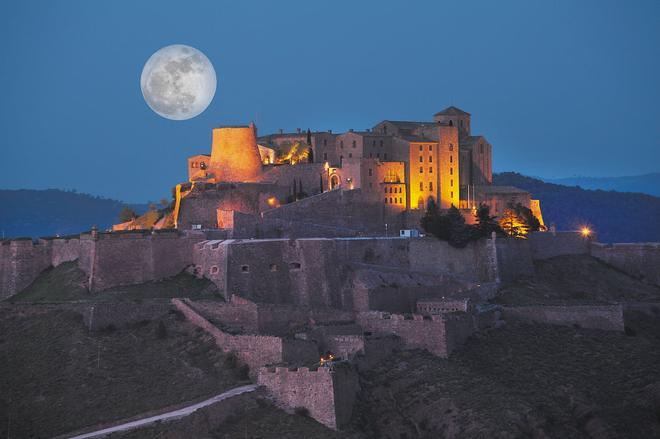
left=66, top=384, right=258, bottom=438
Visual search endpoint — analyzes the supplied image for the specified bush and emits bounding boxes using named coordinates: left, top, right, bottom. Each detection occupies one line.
left=294, top=406, right=310, bottom=417
left=224, top=352, right=238, bottom=369
left=155, top=321, right=168, bottom=339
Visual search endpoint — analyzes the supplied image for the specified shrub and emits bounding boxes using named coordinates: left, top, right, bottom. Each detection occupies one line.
left=224, top=352, right=238, bottom=369
left=294, top=406, right=310, bottom=417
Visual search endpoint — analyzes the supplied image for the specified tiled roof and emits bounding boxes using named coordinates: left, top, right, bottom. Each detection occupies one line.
left=397, top=134, right=438, bottom=143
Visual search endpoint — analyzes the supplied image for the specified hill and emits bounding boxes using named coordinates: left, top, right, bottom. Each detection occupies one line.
left=0, top=189, right=147, bottom=238
left=494, top=172, right=660, bottom=243
left=545, top=172, right=660, bottom=197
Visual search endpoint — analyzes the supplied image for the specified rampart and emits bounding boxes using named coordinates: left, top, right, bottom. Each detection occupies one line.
left=79, top=230, right=204, bottom=292
left=528, top=231, right=591, bottom=260
left=172, top=299, right=318, bottom=374
left=501, top=304, right=625, bottom=331
left=356, top=311, right=474, bottom=357
left=591, top=242, right=660, bottom=287
left=258, top=365, right=360, bottom=430
left=0, top=237, right=80, bottom=299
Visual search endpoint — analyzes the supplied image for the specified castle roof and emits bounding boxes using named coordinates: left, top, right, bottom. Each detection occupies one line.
left=434, top=106, right=470, bottom=117
left=397, top=134, right=438, bottom=143
left=460, top=135, right=485, bottom=146
left=381, top=120, right=436, bottom=129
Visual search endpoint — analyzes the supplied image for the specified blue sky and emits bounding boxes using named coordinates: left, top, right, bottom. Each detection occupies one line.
left=1, top=0, right=659, bottom=202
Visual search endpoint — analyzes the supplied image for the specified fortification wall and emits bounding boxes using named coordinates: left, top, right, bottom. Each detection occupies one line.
left=50, top=237, right=81, bottom=267
left=83, top=300, right=171, bottom=331
left=185, top=297, right=259, bottom=333
left=80, top=230, right=204, bottom=292
left=172, top=299, right=317, bottom=374
left=501, top=304, right=624, bottom=331
left=495, top=237, right=535, bottom=281
left=0, top=239, right=52, bottom=299
left=529, top=231, right=591, bottom=260
left=591, top=242, right=660, bottom=287
left=356, top=311, right=467, bottom=357
left=258, top=365, right=360, bottom=430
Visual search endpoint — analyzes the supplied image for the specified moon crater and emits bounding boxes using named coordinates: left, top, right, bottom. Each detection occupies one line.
left=140, top=45, right=217, bottom=120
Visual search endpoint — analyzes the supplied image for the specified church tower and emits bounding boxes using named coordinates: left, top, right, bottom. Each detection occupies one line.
left=433, top=106, right=471, bottom=140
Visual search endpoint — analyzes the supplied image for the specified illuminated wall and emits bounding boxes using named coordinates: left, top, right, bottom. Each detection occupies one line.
left=210, top=123, right=263, bottom=182
left=437, top=125, right=460, bottom=209
left=406, top=139, right=440, bottom=210
left=187, top=154, right=211, bottom=182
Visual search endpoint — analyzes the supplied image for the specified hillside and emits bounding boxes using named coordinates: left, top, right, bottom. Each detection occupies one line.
left=545, top=172, right=660, bottom=197
left=0, top=189, right=147, bottom=238
left=494, top=172, right=660, bottom=243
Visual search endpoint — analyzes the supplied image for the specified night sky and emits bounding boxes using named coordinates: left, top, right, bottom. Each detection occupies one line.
left=1, top=0, right=658, bottom=203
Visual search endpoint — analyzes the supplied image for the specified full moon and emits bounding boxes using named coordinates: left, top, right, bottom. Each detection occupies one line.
left=140, top=45, right=217, bottom=120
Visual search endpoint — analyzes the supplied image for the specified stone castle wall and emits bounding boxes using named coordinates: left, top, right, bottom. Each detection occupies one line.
left=495, top=237, right=535, bottom=281
left=529, top=231, right=591, bottom=260
left=172, top=299, right=318, bottom=374
left=83, top=300, right=172, bottom=331
left=0, top=237, right=80, bottom=299
left=258, top=365, right=360, bottom=430
left=501, top=304, right=625, bottom=331
left=356, top=311, right=474, bottom=357
left=591, top=242, right=660, bottom=287
left=80, top=230, right=204, bottom=292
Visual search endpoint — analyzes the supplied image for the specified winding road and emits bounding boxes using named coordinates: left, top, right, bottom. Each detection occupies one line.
left=66, top=384, right=258, bottom=439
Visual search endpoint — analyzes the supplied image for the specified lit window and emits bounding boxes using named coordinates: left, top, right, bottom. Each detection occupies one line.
left=384, top=187, right=387, bottom=193
left=429, top=182, right=433, bottom=191
left=429, top=167, right=433, bottom=173
left=429, top=145, right=433, bottom=151
left=352, top=140, right=356, bottom=148
left=429, top=156, right=432, bottom=163
left=450, top=168, right=453, bottom=175
left=449, top=143, right=454, bottom=151
left=384, top=197, right=388, bottom=203
left=420, top=182, right=423, bottom=191
left=399, top=197, right=402, bottom=203
left=450, top=179, right=453, bottom=186
left=419, top=167, right=423, bottom=173
left=419, top=145, right=423, bottom=151
left=419, top=156, right=423, bottom=162
left=390, top=197, right=393, bottom=204
left=450, top=155, right=453, bottom=163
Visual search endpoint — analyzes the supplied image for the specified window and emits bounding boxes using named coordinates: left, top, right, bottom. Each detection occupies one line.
left=369, top=168, right=373, bottom=176
left=323, top=139, right=327, bottom=146
left=449, top=143, right=454, bottom=151
left=340, top=141, right=344, bottom=149
left=369, top=153, right=373, bottom=158
left=429, top=167, right=433, bottom=173
left=323, top=153, right=328, bottom=160
left=348, top=153, right=352, bottom=158
left=419, top=167, right=423, bottom=173
left=429, top=182, right=433, bottom=191
left=429, top=145, right=433, bottom=151
left=390, top=197, right=393, bottom=204
left=419, top=156, right=423, bottom=162
left=429, top=156, right=432, bottom=163
left=480, top=144, right=484, bottom=153
left=389, top=187, right=393, bottom=193
left=241, top=265, right=249, bottom=273
left=420, top=182, right=424, bottom=191
left=449, top=155, right=453, bottom=163
left=380, top=140, right=383, bottom=147
left=450, top=167, right=453, bottom=175
left=399, top=197, right=403, bottom=204
left=269, top=264, right=278, bottom=272
left=384, top=153, right=388, bottom=160
left=210, top=266, right=219, bottom=274
left=419, top=145, right=423, bottom=151
left=377, top=153, right=380, bottom=158
left=289, top=262, right=301, bottom=270
left=340, top=155, right=343, bottom=163
left=384, top=197, right=388, bottom=203
left=448, top=120, right=453, bottom=126
left=352, top=140, right=356, bottom=148
left=451, top=191, right=454, bottom=198
left=450, top=179, right=453, bottom=186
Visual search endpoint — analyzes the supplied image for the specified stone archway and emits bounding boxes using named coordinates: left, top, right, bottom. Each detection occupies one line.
left=330, top=174, right=340, bottom=189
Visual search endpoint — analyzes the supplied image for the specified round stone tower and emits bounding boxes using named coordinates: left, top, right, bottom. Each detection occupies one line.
left=209, top=122, right=263, bottom=182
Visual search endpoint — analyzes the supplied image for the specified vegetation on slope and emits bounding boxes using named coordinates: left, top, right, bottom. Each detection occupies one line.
left=494, top=172, right=660, bottom=243
left=0, top=189, right=148, bottom=238
left=0, top=307, right=247, bottom=438
left=7, top=261, right=222, bottom=303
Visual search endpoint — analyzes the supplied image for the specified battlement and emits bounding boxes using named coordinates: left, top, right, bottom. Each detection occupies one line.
left=261, top=366, right=330, bottom=374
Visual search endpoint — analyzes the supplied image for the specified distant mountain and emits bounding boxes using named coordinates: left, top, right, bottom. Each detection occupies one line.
left=0, top=189, right=148, bottom=239
left=494, top=172, right=660, bottom=243
left=543, top=172, right=660, bottom=197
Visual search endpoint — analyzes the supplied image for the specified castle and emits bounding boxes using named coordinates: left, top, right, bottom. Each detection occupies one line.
left=116, top=106, right=543, bottom=237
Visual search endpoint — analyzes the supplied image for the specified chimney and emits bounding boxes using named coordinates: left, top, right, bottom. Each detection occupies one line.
left=297, top=128, right=301, bottom=134
left=278, top=128, right=283, bottom=134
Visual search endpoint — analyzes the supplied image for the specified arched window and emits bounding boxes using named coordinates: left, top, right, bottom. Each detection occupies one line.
left=419, top=182, right=424, bottom=191
left=429, top=182, right=434, bottom=191
left=448, top=120, right=453, bottom=126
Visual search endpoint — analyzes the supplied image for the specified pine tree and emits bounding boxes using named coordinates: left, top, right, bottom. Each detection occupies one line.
left=475, top=204, right=501, bottom=238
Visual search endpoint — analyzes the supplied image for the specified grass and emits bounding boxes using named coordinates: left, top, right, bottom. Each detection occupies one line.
left=8, top=261, right=223, bottom=303
left=494, top=254, right=660, bottom=305
left=0, top=307, right=246, bottom=438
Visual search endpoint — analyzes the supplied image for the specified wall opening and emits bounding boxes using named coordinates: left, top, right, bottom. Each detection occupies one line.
left=270, top=264, right=278, bottom=272
left=210, top=266, right=219, bottom=274
left=289, top=262, right=302, bottom=270
left=241, top=265, right=250, bottom=273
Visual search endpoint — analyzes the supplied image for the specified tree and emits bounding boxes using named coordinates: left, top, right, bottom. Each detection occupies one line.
left=445, top=206, right=472, bottom=248
left=474, top=204, right=501, bottom=238
left=499, top=203, right=541, bottom=238
left=276, top=141, right=310, bottom=165
left=118, top=207, right=137, bottom=223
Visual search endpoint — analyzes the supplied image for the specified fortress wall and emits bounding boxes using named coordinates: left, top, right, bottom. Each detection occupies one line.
left=325, top=335, right=365, bottom=360
left=83, top=300, right=171, bottom=331
left=591, top=242, right=660, bottom=287
left=193, top=240, right=229, bottom=297
left=335, top=237, right=411, bottom=267
left=172, top=299, right=317, bottom=374
left=362, top=334, right=402, bottom=367
left=255, top=304, right=354, bottom=336
left=443, top=313, right=477, bottom=354
left=0, top=239, right=53, bottom=299
left=185, top=297, right=259, bottom=332
left=50, top=237, right=80, bottom=267
left=80, top=231, right=203, bottom=292
left=258, top=365, right=360, bottom=430
left=529, top=231, right=591, bottom=260
left=501, top=304, right=625, bottom=331
left=495, top=237, right=535, bottom=281
left=356, top=312, right=455, bottom=357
